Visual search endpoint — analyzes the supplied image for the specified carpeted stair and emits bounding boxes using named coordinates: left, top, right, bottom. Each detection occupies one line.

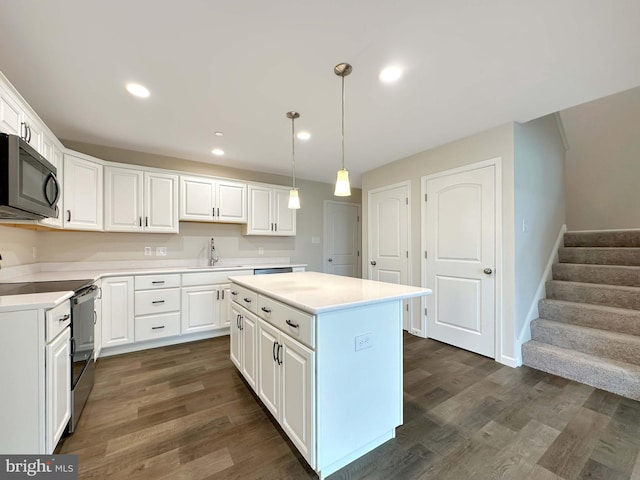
left=522, top=230, right=640, bottom=400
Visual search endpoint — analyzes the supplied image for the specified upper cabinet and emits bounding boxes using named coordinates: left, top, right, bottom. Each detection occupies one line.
left=243, top=185, right=296, bottom=236
left=180, top=175, right=247, bottom=223
left=105, top=166, right=178, bottom=233
left=0, top=84, right=22, bottom=136
left=63, top=153, right=104, bottom=231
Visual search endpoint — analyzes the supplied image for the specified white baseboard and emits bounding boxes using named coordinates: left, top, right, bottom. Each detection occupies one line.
left=497, top=354, right=519, bottom=368
left=514, top=224, right=566, bottom=366
left=566, top=227, right=640, bottom=233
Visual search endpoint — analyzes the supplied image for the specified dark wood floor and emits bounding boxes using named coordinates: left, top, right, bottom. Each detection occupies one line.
left=58, top=333, right=640, bottom=479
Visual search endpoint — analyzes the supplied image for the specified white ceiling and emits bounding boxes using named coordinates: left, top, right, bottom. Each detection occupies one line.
left=1, top=1, right=639, bottom=187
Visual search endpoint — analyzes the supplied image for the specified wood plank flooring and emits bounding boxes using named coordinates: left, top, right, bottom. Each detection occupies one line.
left=58, top=333, right=640, bottom=479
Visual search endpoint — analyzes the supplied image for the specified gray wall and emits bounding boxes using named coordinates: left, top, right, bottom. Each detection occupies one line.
left=514, top=114, right=566, bottom=347
left=561, top=86, right=640, bottom=230
left=0, top=141, right=361, bottom=273
left=362, top=123, right=518, bottom=364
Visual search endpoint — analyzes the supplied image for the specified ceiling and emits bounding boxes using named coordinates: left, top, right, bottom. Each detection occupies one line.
left=0, top=1, right=639, bottom=187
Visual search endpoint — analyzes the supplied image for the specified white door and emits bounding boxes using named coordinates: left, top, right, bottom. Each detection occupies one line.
left=63, top=154, right=103, bottom=230
left=102, top=276, right=134, bottom=347
left=230, top=305, right=242, bottom=370
left=145, top=172, right=178, bottom=233
left=216, top=180, right=247, bottom=223
left=369, top=183, right=410, bottom=330
left=257, top=319, right=280, bottom=418
left=324, top=201, right=360, bottom=277
left=181, top=286, right=217, bottom=334
left=0, top=85, right=22, bottom=135
left=273, top=187, right=296, bottom=235
left=45, top=328, right=71, bottom=454
left=180, top=175, right=215, bottom=221
left=246, top=185, right=272, bottom=234
left=424, top=164, right=496, bottom=357
left=241, top=312, right=258, bottom=390
left=104, top=166, right=144, bottom=232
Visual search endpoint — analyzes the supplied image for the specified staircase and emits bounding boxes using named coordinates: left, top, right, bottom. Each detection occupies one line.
left=522, top=230, right=640, bottom=400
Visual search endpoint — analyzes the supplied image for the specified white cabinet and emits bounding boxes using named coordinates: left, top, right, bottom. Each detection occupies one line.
left=94, top=281, right=102, bottom=360
left=21, top=111, right=43, bottom=154
left=257, top=318, right=314, bottom=463
left=181, top=284, right=228, bottom=334
left=102, top=276, right=134, bottom=347
left=0, top=83, right=21, bottom=135
left=63, top=153, right=103, bottom=231
left=244, top=185, right=296, bottom=236
left=180, top=175, right=247, bottom=223
left=134, top=274, right=181, bottom=342
left=230, top=304, right=257, bottom=390
left=45, top=326, right=71, bottom=453
left=105, top=167, right=178, bottom=233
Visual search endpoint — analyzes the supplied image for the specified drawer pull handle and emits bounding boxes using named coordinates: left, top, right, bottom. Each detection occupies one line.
left=286, top=319, right=299, bottom=329
left=152, top=325, right=165, bottom=330
left=272, top=340, right=278, bottom=362
left=58, top=314, right=70, bottom=322
left=151, top=281, right=165, bottom=284
left=152, top=300, right=165, bottom=304
left=231, top=291, right=238, bottom=296
left=243, top=298, right=252, bottom=303
left=261, top=307, right=271, bottom=314
left=277, top=343, right=283, bottom=365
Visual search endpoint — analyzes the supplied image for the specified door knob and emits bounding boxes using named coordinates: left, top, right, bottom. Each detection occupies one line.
left=370, top=260, right=377, bottom=266
left=483, top=268, right=493, bottom=275
left=328, top=258, right=333, bottom=262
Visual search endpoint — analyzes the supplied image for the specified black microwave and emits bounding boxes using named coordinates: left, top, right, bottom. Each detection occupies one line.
left=0, top=133, right=60, bottom=220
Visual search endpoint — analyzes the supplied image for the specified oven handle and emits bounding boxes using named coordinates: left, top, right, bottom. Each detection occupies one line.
left=73, top=284, right=99, bottom=305
left=70, top=337, right=76, bottom=356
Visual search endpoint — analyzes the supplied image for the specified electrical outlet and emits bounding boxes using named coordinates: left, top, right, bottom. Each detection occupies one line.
left=258, top=247, right=264, bottom=255
left=32, top=246, right=37, bottom=260
left=156, top=246, right=167, bottom=256
left=355, top=333, right=373, bottom=351
left=144, top=246, right=152, bottom=256
left=311, top=236, right=320, bottom=244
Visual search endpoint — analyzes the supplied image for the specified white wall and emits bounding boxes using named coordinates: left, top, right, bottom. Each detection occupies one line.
left=0, top=226, right=38, bottom=267
left=513, top=114, right=566, bottom=355
left=561, top=86, right=640, bottom=230
left=362, top=123, right=517, bottom=365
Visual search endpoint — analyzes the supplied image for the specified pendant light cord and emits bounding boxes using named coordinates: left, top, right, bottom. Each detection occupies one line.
left=291, top=115, right=296, bottom=189
left=341, top=74, right=345, bottom=171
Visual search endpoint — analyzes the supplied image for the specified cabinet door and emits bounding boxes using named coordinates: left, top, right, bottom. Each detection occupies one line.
left=94, top=286, right=102, bottom=360
left=216, top=180, right=247, bottom=223
left=257, top=319, right=279, bottom=417
left=0, top=84, right=22, bottom=135
left=180, top=175, right=215, bottom=221
left=246, top=185, right=272, bottom=234
left=221, top=285, right=231, bottom=327
left=39, top=145, right=64, bottom=228
left=273, top=187, right=296, bottom=236
left=45, top=328, right=71, bottom=454
left=22, top=112, right=43, bottom=154
left=102, top=277, right=134, bottom=347
left=63, top=154, right=103, bottom=230
left=181, top=285, right=218, bottom=334
left=104, top=166, right=144, bottom=232
left=241, top=311, right=257, bottom=390
left=280, top=334, right=315, bottom=465
left=145, top=172, right=178, bottom=233
left=230, top=305, right=242, bottom=370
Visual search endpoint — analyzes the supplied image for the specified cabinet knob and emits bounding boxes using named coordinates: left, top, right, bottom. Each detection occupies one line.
left=483, top=268, right=493, bottom=275
left=328, top=258, right=333, bottom=262
left=370, top=260, right=377, bottom=266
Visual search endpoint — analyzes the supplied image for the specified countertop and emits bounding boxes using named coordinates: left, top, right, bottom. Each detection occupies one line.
left=0, top=262, right=305, bottom=313
left=228, top=271, right=432, bottom=314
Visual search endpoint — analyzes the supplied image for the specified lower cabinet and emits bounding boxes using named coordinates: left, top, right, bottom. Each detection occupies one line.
left=45, top=327, right=71, bottom=453
left=230, top=304, right=257, bottom=390
left=101, top=276, right=134, bottom=347
left=181, top=283, right=229, bottom=334
left=94, top=281, right=102, bottom=360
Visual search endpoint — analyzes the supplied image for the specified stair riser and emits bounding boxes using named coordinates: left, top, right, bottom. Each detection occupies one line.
left=552, top=263, right=640, bottom=287
left=564, top=231, right=640, bottom=248
left=558, top=248, right=640, bottom=266
left=522, top=343, right=640, bottom=401
left=539, top=300, right=640, bottom=336
left=531, top=321, right=640, bottom=366
left=547, top=282, right=640, bottom=311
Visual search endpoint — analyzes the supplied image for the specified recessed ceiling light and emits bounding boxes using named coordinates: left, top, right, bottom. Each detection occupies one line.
left=126, top=83, right=150, bottom=98
left=214, top=131, right=224, bottom=136
left=297, top=131, right=311, bottom=140
left=379, top=66, right=403, bottom=83
left=211, top=148, right=224, bottom=156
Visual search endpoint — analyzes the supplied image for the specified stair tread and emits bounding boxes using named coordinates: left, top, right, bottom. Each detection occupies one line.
left=555, top=262, right=640, bottom=270
left=533, top=318, right=640, bottom=344
left=560, top=247, right=640, bottom=251
left=540, top=298, right=640, bottom=316
left=548, top=279, right=640, bottom=292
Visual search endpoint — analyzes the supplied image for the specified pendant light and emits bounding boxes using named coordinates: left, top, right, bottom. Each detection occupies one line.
left=334, top=62, right=352, bottom=197
left=287, top=111, right=301, bottom=209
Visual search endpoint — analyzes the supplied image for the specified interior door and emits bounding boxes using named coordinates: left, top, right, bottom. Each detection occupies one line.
left=424, top=164, right=496, bottom=357
left=369, top=184, right=410, bottom=329
left=324, top=201, right=360, bottom=277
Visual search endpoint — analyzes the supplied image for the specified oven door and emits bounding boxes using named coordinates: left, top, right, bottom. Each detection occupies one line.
left=71, top=285, right=98, bottom=389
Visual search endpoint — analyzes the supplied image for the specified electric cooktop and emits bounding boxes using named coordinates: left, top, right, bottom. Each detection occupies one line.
left=0, top=279, right=93, bottom=296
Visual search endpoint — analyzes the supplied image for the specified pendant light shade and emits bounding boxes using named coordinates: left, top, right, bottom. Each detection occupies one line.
left=334, top=62, right=352, bottom=197
left=286, top=111, right=301, bottom=210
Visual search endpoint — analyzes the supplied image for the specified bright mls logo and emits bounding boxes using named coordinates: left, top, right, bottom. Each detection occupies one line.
left=0, top=455, right=77, bottom=479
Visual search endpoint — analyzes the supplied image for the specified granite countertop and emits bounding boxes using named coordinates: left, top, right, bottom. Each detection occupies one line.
left=0, top=262, right=306, bottom=313
left=228, top=271, right=432, bottom=314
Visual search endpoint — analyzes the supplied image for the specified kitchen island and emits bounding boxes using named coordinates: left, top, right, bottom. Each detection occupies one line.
left=228, top=271, right=431, bottom=479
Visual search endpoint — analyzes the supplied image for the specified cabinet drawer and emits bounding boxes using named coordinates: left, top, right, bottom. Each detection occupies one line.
left=135, top=274, right=181, bottom=290
left=135, top=288, right=180, bottom=315
left=231, top=284, right=258, bottom=314
left=182, top=269, right=252, bottom=287
left=46, top=301, right=71, bottom=343
left=258, top=295, right=315, bottom=349
left=135, top=312, right=180, bottom=341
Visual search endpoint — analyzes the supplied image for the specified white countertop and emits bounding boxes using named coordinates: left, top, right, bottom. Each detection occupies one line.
left=0, top=262, right=305, bottom=313
left=228, top=271, right=432, bottom=314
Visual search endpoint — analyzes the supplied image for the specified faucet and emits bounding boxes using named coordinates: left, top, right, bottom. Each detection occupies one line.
left=209, top=237, right=220, bottom=266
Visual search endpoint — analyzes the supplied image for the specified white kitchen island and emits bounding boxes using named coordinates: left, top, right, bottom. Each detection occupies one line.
left=228, top=271, right=431, bottom=479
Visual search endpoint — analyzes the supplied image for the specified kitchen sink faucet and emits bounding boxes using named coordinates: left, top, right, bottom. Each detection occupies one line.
left=210, top=237, right=220, bottom=266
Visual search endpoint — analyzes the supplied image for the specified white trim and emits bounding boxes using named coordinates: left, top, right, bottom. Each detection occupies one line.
left=99, top=329, right=228, bottom=357
left=499, top=355, right=519, bottom=368
left=554, top=112, right=570, bottom=152
left=514, top=223, right=566, bottom=366
left=421, top=157, right=504, bottom=362
left=322, top=200, right=362, bottom=278
left=566, top=227, right=640, bottom=233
